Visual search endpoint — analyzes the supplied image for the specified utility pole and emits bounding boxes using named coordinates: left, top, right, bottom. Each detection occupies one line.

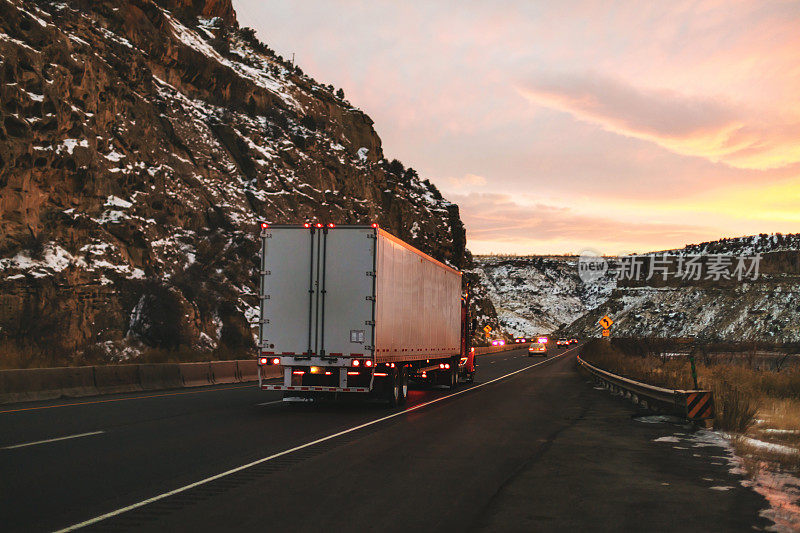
left=291, top=52, right=295, bottom=68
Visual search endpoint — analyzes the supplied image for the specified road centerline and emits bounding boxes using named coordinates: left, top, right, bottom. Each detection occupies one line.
left=3, top=430, right=106, bottom=450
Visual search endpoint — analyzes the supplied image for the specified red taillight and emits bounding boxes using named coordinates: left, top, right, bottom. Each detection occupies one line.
left=470, top=347, right=475, bottom=353
left=374, top=372, right=389, bottom=377
left=421, top=372, right=427, bottom=378
left=444, top=363, right=450, bottom=369
left=260, top=222, right=269, bottom=229
left=364, top=360, right=373, bottom=368
left=272, top=357, right=280, bottom=365
left=371, top=223, right=378, bottom=228
left=351, top=359, right=360, bottom=367
left=439, top=363, right=445, bottom=369
left=347, top=371, right=360, bottom=376
left=327, top=223, right=335, bottom=228
left=315, top=223, right=323, bottom=228
left=258, top=357, right=268, bottom=365
left=303, top=223, right=310, bottom=228
left=292, top=370, right=305, bottom=375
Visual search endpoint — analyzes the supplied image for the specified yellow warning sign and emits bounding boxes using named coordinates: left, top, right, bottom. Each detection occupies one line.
left=483, top=325, right=492, bottom=333
left=599, top=315, right=614, bottom=329
left=602, top=328, right=610, bottom=337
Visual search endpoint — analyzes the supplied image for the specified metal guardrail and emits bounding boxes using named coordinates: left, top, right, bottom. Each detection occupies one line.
left=577, top=355, right=714, bottom=421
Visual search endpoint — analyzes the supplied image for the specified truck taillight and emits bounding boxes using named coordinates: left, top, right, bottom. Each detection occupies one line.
left=258, top=357, right=268, bottom=365
left=272, top=358, right=280, bottom=365
left=260, top=222, right=269, bottom=229
left=303, top=223, right=310, bottom=228
left=371, top=223, right=378, bottom=228
left=327, top=223, right=335, bottom=228
left=364, top=360, right=373, bottom=367
left=351, top=359, right=360, bottom=367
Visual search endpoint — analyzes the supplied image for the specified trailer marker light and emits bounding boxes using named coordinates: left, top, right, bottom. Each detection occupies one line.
left=272, top=358, right=281, bottom=365
left=347, top=371, right=360, bottom=376
left=351, top=359, right=360, bottom=367
left=374, top=372, right=388, bottom=377
left=364, top=360, right=373, bottom=367
left=292, top=371, right=305, bottom=375
left=310, top=366, right=321, bottom=374
left=325, top=371, right=332, bottom=375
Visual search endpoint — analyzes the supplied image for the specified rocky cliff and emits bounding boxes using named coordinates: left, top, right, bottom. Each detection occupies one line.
left=473, top=234, right=800, bottom=343
left=0, top=0, right=468, bottom=364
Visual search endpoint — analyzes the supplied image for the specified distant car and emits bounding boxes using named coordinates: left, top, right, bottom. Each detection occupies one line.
left=570, top=338, right=578, bottom=344
left=556, top=338, right=569, bottom=346
left=528, top=342, right=548, bottom=357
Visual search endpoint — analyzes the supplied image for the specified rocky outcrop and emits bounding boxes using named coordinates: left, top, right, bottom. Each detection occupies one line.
left=0, top=0, right=469, bottom=363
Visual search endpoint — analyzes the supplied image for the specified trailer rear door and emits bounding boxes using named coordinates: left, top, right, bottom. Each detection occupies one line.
left=260, top=226, right=375, bottom=359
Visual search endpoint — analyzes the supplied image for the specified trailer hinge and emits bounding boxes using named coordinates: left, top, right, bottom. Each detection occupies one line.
left=259, top=319, right=270, bottom=325
left=364, top=346, right=374, bottom=351
left=366, top=233, right=376, bottom=239
left=264, top=233, right=273, bottom=238
left=260, top=270, right=271, bottom=276
left=366, top=271, right=375, bottom=277
left=365, top=320, right=375, bottom=326
left=365, top=296, right=375, bottom=301
left=260, top=294, right=271, bottom=300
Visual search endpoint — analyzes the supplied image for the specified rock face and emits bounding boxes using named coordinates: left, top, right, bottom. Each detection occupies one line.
left=471, top=255, right=614, bottom=337
left=0, top=0, right=469, bottom=363
left=472, top=234, right=800, bottom=343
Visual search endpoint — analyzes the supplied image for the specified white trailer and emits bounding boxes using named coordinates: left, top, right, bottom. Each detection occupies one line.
left=256, top=224, right=471, bottom=405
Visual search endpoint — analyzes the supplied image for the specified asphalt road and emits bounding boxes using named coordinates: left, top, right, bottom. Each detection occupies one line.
left=0, top=344, right=770, bottom=532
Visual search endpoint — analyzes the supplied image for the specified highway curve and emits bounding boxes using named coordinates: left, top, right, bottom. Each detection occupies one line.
left=0, top=344, right=770, bottom=532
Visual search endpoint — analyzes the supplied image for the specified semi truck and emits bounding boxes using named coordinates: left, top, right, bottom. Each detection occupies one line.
left=256, top=223, right=475, bottom=406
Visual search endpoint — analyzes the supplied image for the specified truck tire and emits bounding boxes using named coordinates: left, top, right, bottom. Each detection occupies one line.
left=386, top=367, right=401, bottom=407
left=447, top=359, right=458, bottom=390
left=398, top=366, right=408, bottom=405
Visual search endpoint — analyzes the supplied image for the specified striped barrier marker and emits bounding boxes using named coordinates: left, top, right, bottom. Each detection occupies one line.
left=685, top=391, right=714, bottom=420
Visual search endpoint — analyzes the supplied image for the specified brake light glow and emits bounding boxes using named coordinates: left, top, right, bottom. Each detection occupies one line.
left=292, top=371, right=305, bottom=375
left=327, top=223, right=335, bottom=228
left=310, top=366, right=320, bottom=374
left=315, top=223, right=323, bottom=228
left=258, top=357, right=268, bottom=365
left=371, top=223, right=378, bottom=228
left=303, top=223, right=310, bottom=228
left=374, top=372, right=389, bottom=377
left=351, top=359, right=360, bottom=367
left=439, top=363, right=445, bottom=369
left=272, top=358, right=281, bottom=365
left=444, top=363, right=450, bottom=369
left=260, top=222, right=269, bottom=229
left=347, top=371, right=360, bottom=376
left=421, top=372, right=427, bottom=378
left=364, top=360, right=373, bottom=367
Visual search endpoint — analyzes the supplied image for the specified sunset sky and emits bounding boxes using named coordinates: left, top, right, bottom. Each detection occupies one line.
left=235, top=0, right=800, bottom=255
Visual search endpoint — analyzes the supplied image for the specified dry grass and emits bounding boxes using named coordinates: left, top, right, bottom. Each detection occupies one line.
left=581, top=339, right=800, bottom=468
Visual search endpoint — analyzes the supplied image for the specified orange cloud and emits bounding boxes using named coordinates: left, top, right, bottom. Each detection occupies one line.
left=518, top=73, right=800, bottom=170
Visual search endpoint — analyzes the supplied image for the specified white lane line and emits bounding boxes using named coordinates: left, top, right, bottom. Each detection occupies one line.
left=3, top=431, right=105, bottom=450
left=56, top=347, right=578, bottom=532
left=255, top=401, right=283, bottom=407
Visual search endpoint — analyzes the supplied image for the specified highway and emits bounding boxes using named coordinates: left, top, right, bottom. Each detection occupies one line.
left=0, top=344, right=770, bottom=532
